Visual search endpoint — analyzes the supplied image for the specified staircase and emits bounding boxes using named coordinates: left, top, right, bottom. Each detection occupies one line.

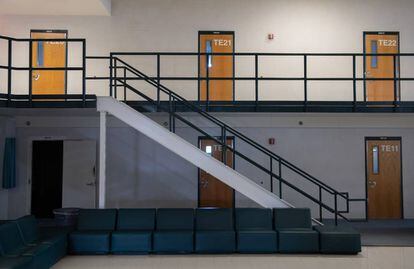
left=100, top=56, right=362, bottom=225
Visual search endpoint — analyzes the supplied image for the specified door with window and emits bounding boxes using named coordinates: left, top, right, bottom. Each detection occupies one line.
left=31, top=30, right=67, bottom=95
left=364, top=32, right=400, bottom=102
left=199, top=137, right=234, bottom=208
left=199, top=31, right=234, bottom=101
left=366, top=138, right=402, bottom=219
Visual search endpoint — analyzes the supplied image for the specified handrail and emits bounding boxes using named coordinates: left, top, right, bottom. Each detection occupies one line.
left=111, top=56, right=365, bottom=224
left=114, top=57, right=343, bottom=196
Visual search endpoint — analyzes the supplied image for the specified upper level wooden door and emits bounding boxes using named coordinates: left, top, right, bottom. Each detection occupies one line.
left=366, top=138, right=402, bottom=219
left=199, top=31, right=234, bottom=101
left=31, top=30, right=67, bottom=95
left=364, top=32, right=400, bottom=102
left=199, top=137, right=234, bottom=208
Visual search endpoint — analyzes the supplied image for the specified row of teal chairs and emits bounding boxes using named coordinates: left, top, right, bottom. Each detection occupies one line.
left=69, top=208, right=361, bottom=255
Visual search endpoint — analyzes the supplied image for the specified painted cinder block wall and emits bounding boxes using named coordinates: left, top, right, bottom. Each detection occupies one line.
left=1, top=111, right=413, bottom=220
left=1, top=0, right=414, bottom=100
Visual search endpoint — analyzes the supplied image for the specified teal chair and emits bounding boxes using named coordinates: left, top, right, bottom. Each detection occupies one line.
left=195, top=208, right=236, bottom=253
left=15, top=215, right=67, bottom=265
left=111, top=209, right=155, bottom=254
left=69, top=209, right=117, bottom=254
left=236, top=208, right=277, bottom=253
left=153, top=209, right=194, bottom=253
left=274, top=208, right=319, bottom=253
left=314, top=225, right=361, bottom=254
left=0, top=222, right=57, bottom=269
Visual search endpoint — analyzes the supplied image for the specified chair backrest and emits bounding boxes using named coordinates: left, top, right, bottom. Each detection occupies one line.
left=156, top=208, right=194, bottom=231
left=77, top=209, right=117, bottom=231
left=15, top=215, right=39, bottom=244
left=235, top=208, right=273, bottom=231
left=117, top=209, right=156, bottom=230
left=195, top=208, right=233, bottom=231
left=0, top=222, right=26, bottom=255
left=273, top=208, right=312, bottom=229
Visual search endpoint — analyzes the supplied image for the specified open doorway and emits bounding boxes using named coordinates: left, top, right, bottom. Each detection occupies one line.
left=31, top=140, right=63, bottom=218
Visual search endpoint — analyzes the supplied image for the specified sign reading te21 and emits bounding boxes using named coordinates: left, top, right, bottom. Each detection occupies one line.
left=213, top=39, right=232, bottom=47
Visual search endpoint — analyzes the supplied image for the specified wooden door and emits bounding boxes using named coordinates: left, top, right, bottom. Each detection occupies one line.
left=199, top=138, right=234, bottom=208
left=366, top=139, right=402, bottom=219
left=364, top=32, right=399, bottom=101
left=31, top=31, right=67, bottom=95
left=199, top=32, right=234, bottom=101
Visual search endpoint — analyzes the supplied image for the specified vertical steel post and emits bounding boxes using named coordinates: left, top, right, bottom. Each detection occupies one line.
left=157, top=54, right=161, bottom=110
left=352, top=55, right=356, bottom=112
left=303, top=55, right=308, bottom=111
left=7, top=40, right=12, bottom=106
left=270, top=157, right=274, bottom=193
left=82, top=39, right=86, bottom=107
left=255, top=54, right=259, bottom=111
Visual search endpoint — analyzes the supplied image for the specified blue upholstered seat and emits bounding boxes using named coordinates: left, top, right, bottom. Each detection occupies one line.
left=153, top=208, right=194, bottom=253
left=0, top=221, right=59, bottom=269
left=274, top=208, right=319, bottom=253
left=69, top=209, right=117, bottom=254
left=111, top=209, right=155, bottom=254
left=314, top=225, right=361, bottom=254
left=235, top=208, right=277, bottom=253
left=15, top=215, right=67, bottom=264
left=195, top=208, right=235, bottom=253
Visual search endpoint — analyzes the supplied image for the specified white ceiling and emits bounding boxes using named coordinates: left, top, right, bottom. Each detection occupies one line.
left=0, top=0, right=111, bottom=16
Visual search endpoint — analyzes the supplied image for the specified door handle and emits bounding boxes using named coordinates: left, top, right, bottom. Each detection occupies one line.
left=200, top=180, right=209, bottom=188
left=368, top=180, right=377, bottom=189
left=86, top=181, right=95, bottom=187
left=32, top=74, right=40, bottom=81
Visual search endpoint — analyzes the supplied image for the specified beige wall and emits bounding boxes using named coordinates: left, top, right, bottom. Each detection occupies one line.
left=1, top=0, right=414, bottom=100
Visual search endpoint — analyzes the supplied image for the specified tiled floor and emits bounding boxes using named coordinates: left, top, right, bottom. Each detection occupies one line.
left=53, top=247, right=414, bottom=269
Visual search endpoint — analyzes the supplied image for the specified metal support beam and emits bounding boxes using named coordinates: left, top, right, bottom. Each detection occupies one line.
left=98, top=111, right=107, bottom=209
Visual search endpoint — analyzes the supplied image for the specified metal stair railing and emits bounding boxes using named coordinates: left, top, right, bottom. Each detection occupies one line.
left=111, top=56, right=366, bottom=225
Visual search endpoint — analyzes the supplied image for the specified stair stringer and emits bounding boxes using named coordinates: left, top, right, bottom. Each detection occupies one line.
left=97, top=97, right=292, bottom=209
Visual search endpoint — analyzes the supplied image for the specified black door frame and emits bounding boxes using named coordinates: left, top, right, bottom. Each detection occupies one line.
left=30, top=29, right=69, bottom=94
left=363, top=31, right=401, bottom=102
left=198, top=31, right=235, bottom=102
left=364, top=136, right=404, bottom=220
left=197, top=136, right=236, bottom=208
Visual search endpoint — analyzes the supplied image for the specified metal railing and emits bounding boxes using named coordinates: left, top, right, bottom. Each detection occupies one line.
left=103, top=51, right=414, bottom=112
left=110, top=55, right=367, bottom=224
left=0, top=35, right=89, bottom=106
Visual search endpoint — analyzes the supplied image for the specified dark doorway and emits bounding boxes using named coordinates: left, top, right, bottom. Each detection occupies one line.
left=31, top=140, right=63, bottom=218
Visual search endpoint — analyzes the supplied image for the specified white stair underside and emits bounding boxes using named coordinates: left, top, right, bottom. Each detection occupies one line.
left=97, top=97, right=291, bottom=208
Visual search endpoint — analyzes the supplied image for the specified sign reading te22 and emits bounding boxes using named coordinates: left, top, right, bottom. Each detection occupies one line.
left=378, top=39, right=397, bottom=47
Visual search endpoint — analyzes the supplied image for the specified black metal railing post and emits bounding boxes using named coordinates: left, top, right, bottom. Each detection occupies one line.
left=278, top=160, right=282, bottom=198
left=206, top=52, right=210, bottom=112
left=82, top=39, right=86, bottom=107
left=319, top=186, right=323, bottom=222
left=123, top=67, right=127, bottom=102
left=109, top=54, right=114, bottom=97
left=7, top=39, right=12, bottom=106
left=29, top=40, right=33, bottom=105
left=270, top=157, right=274, bottom=193
left=114, top=58, right=118, bottom=99
left=157, top=54, right=161, bottom=111
left=352, top=55, right=356, bottom=112
left=303, top=55, right=308, bottom=111
left=169, top=93, right=173, bottom=132
left=255, top=54, right=259, bottom=111
left=221, top=126, right=227, bottom=166
left=393, top=55, right=398, bottom=111
left=334, top=193, right=338, bottom=225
